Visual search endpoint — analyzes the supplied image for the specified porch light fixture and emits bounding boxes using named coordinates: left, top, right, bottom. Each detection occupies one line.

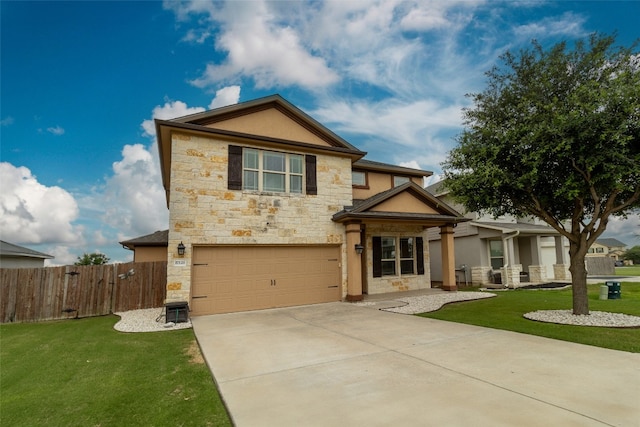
left=177, top=241, right=186, bottom=256
left=355, top=243, right=364, bottom=255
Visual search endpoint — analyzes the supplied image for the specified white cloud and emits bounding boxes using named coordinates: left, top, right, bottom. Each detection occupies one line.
left=1, top=116, right=14, bottom=126
left=513, top=12, right=588, bottom=39
left=209, top=85, right=241, bottom=109
left=602, top=214, right=640, bottom=247
left=0, top=162, right=82, bottom=244
left=101, top=143, right=169, bottom=237
left=47, top=125, right=65, bottom=135
left=141, top=100, right=206, bottom=137
left=171, top=0, right=339, bottom=90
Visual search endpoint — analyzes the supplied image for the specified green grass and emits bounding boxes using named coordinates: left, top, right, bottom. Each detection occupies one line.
left=419, top=282, right=640, bottom=353
left=616, top=266, right=640, bottom=276
left=0, top=315, right=232, bottom=427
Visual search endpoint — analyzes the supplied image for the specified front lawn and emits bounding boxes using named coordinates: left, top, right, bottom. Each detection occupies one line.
left=419, top=282, right=640, bottom=353
left=616, top=266, right=640, bottom=276
left=0, top=315, right=232, bottom=427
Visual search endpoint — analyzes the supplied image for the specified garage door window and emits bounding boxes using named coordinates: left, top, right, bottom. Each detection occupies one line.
left=228, top=145, right=315, bottom=194
left=372, top=236, right=425, bottom=277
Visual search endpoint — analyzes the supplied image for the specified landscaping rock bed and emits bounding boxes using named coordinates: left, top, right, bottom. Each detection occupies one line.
left=114, top=307, right=193, bottom=333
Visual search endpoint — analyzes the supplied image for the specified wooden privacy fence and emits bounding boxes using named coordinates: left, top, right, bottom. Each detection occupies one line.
left=0, top=261, right=167, bottom=323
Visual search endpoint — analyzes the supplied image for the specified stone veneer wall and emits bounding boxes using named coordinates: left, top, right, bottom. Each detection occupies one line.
left=165, top=133, right=354, bottom=302
left=365, top=224, right=431, bottom=295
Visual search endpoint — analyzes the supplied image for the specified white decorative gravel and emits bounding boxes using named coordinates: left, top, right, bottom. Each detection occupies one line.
left=114, top=308, right=193, bottom=333
left=524, top=310, right=640, bottom=328
left=379, top=292, right=496, bottom=314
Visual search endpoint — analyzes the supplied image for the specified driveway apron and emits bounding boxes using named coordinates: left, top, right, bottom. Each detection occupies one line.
left=192, top=302, right=640, bottom=427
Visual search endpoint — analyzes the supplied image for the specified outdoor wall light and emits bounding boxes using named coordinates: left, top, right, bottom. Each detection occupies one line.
left=177, top=241, right=186, bottom=256
left=355, top=243, right=364, bottom=255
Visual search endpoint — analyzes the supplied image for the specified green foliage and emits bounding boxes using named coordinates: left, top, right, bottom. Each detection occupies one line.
left=0, top=316, right=232, bottom=426
left=443, top=33, right=640, bottom=314
left=623, top=245, right=640, bottom=264
left=444, top=33, right=640, bottom=226
left=75, top=252, right=110, bottom=265
left=419, top=284, right=640, bottom=353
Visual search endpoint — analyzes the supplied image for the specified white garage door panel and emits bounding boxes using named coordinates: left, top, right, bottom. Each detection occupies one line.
left=191, top=245, right=341, bottom=315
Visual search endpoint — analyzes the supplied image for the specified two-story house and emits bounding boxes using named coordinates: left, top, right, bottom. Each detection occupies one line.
left=153, top=95, right=467, bottom=315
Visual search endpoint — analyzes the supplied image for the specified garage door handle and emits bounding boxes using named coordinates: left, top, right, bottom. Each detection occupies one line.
left=192, top=295, right=207, bottom=299
left=328, top=285, right=338, bottom=288
left=193, top=263, right=208, bottom=266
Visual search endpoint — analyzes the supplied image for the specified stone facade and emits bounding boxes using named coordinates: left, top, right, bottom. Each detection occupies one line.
left=165, top=133, right=353, bottom=302
left=471, top=266, right=493, bottom=285
left=553, top=264, right=571, bottom=281
left=528, top=264, right=547, bottom=283
left=364, top=224, right=431, bottom=295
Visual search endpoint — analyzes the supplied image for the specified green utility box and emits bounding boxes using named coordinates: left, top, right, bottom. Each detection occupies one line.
left=605, top=281, right=621, bottom=300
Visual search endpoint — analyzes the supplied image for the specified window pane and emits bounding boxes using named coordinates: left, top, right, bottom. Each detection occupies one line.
left=490, top=257, right=504, bottom=270
left=290, top=155, right=303, bottom=174
left=243, top=149, right=258, bottom=169
left=264, top=172, right=285, bottom=192
left=382, top=260, right=396, bottom=276
left=400, top=238, right=413, bottom=258
left=381, top=237, right=396, bottom=259
left=352, top=171, right=366, bottom=186
left=394, top=176, right=410, bottom=186
left=264, top=152, right=285, bottom=172
left=401, top=260, right=414, bottom=275
left=290, top=175, right=302, bottom=193
left=243, top=170, right=258, bottom=190
left=489, top=240, right=503, bottom=257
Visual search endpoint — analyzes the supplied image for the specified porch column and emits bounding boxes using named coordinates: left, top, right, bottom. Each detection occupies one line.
left=553, top=236, right=571, bottom=280
left=440, top=225, right=457, bottom=291
left=528, top=235, right=547, bottom=283
left=345, top=222, right=363, bottom=301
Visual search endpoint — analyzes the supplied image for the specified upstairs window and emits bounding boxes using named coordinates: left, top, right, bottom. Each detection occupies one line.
left=393, top=176, right=411, bottom=187
left=228, top=145, right=315, bottom=194
left=352, top=171, right=367, bottom=187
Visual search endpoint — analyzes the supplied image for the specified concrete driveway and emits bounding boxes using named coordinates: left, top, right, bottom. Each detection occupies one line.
left=192, top=302, right=639, bottom=426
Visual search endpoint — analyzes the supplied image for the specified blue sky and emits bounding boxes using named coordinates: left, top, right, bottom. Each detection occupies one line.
left=1, top=0, right=639, bottom=265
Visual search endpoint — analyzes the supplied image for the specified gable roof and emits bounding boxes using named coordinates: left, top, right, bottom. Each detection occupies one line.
left=156, top=94, right=366, bottom=204
left=119, top=230, right=169, bottom=250
left=0, top=240, right=54, bottom=259
left=332, top=182, right=467, bottom=225
left=595, top=238, right=627, bottom=248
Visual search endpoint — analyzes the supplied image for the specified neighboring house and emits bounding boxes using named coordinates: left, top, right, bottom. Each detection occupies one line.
left=155, top=95, right=467, bottom=315
left=426, top=182, right=571, bottom=288
left=120, top=230, right=169, bottom=262
left=587, top=238, right=627, bottom=260
left=0, top=240, right=54, bottom=268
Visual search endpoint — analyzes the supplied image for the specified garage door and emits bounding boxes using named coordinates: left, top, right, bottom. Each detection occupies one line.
left=191, top=245, right=341, bottom=315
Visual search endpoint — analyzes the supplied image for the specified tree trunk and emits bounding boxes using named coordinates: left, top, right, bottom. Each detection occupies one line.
left=568, top=240, right=589, bottom=315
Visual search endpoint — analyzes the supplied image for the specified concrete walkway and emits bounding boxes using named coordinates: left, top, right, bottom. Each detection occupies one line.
left=192, top=302, right=640, bottom=426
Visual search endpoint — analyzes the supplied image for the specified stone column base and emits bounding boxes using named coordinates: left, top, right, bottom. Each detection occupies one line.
left=471, top=266, right=493, bottom=285
left=345, top=294, right=364, bottom=302
left=553, top=264, right=571, bottom=281
left=501, top=267, right=521, bottom=288
left=528, top=265, right=547, bottom=283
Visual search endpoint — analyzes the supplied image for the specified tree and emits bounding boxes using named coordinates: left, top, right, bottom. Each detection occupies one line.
left=443, top=33, right=640, bottom=315
left=623, top=246, right=640, bottom=264
left=75, top=252, right=110, bottom=265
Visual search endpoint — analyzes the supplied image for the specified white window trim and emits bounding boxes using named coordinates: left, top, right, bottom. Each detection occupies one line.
left=243, top=148, right=304, bottom=194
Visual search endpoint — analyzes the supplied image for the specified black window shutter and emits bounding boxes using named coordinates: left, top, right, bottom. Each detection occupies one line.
left=416, top=237, right=425, bottom=275
left=305, top=155, right=317, bottom=195
left=228, top=145, right=243, bottom=190
left=372, top=236, right=382, bottom=278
